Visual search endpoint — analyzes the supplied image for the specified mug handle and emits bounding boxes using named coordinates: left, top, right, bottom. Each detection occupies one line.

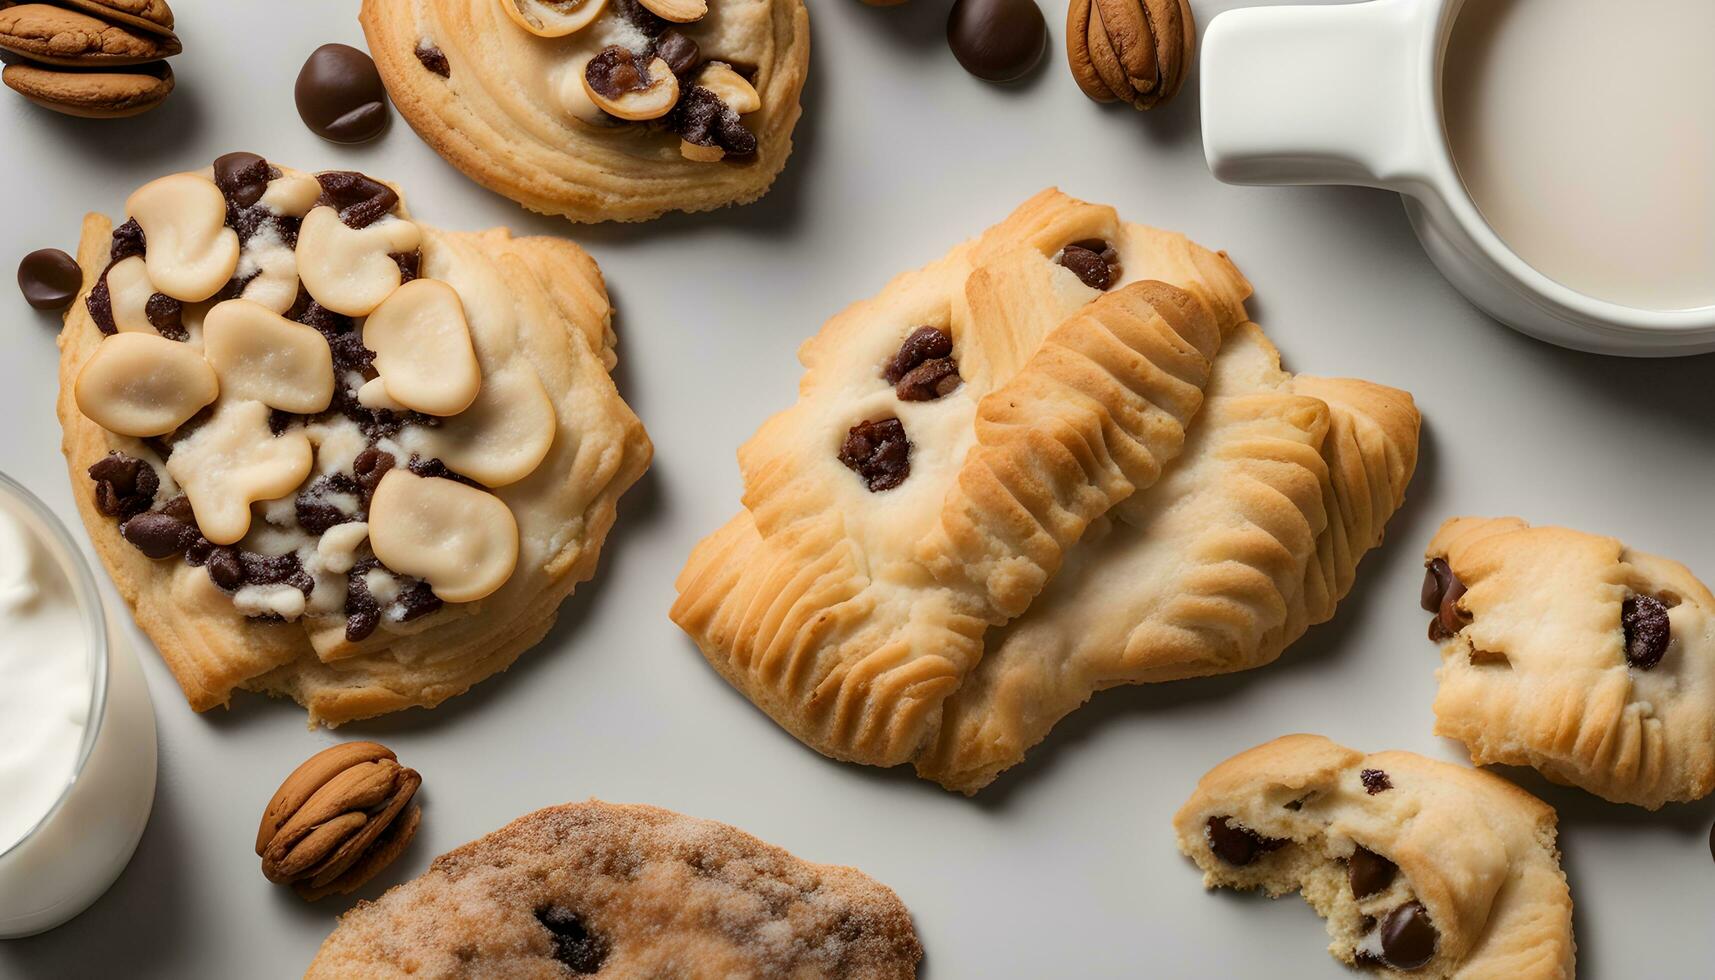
left=1199, top=0, right=1440, bottom=192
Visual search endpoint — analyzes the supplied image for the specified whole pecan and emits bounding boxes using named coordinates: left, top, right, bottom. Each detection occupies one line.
left=255, top=741, right=421, bottom=900
left=1066, top=0, right=1195, bottom=111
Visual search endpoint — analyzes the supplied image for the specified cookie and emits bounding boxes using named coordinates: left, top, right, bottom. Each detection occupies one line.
left=56, top=155, right=651, bottom=724
left=358, top=0, right=810, bottom=223
left=673, top=189, right=1255, bottom=769
left=917, top=323, right=1419, bottom=792
left=307, top=800, right=923, bottom=978
left=0, top=3, right=179, bottom=67
left=1424, top=517, right=1715, bottom=809
left=2, top=60, right=173, bottom=118
left=1174, top=735, right=1576, bottom=978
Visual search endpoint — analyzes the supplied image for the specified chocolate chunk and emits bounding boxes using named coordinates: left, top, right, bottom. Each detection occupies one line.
left=1348, top=846, right=1398, bottom=899
left=295, top=43, right=390, bottom=143
left=296, top=473, right=362, bottom=534
left=1379, top=901, right=1438, bottom=970
left=119, top=510, right=195, bottom=559
left=88, top=452, right=157, bottom=517
left=653, top=30, right=700, bottom=76
left=896, top=358, right=962, bottom=401
left=946, top=0, right=1047, bottom=83
left=613, top=0, right=668, bottom=36
left=85, top=272, right=115, bottom=334
left=414, top=42, right=450, bottom=78
left=884, top=326, right=954, bottom=383
left=343, top=558, right=381, bottom=643
left=109, top=218, right=146, bottom=262
left=585, top=45, right=650, bottom=99
left=1360, top=768, right=1392, bottom=794
left=839, top=418, right=911, bottom=492
left=394, top=250, right=420, bottom=283
left=212, top=152, right=273, bottom=208
left=535, top=908, right=608, bottom=974
left=145, top=292, right=186, bottom=340
left=353, top=448, right=395, bottom=497
left=315, top=171, right=400, bottom=229
left=1421, top=557, right=1452, bottom=612
left=1204, top=815, right=1286, bottom=867
left=406, top=455, right=482, bottom=489
left=239, top=551, right=304, bottom=587
left=396, top=580, right=442, bottom=622
left=669, top=86, right=758, bottom=156
left=1058, top=239, right=1121, bottom=290
left=17, top=248, right=81, bottom=311
left=1622, top=594, right=1672, bottom=670
left=205, top=547, right=245, bottom=591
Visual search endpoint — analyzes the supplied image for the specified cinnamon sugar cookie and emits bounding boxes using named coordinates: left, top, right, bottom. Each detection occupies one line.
left=307, top=800, right=922, bottom=978
left=56, top=154, right=651, bottom=724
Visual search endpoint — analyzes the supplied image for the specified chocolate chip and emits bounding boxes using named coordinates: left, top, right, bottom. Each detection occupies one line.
left=88, top=452, right=157, bottom=517
left=884, top=326, right=954, bottom=383
left=1360, top=768, right=1392, bottom=794
left=653, top=30, right=700, bottom=76
left=1205, top=815, right=1286, bottom=867
left=344, top=558, right=381, bottom=643
left=1058, top=239, right=1121, bottom=290
left=839, top=418, right=911, bottom=492
left=584, top=45, right=650, bottom=99
left=315, top=171, right=400, bottom=229
left=17, top=248, right=81, bottom=311
left=239, top=551, right=304, bottom=587
left=1421, top=558, right=1452, bottom=612
left=296, top=475, right=360, bottom=535
left=669, top=86, right=757, bottom=156
left=212, top=152, right=273, bottom=208
left=896, top=358, right=963, bottom=401
left=145, top=292, right=186, bottom=340
left=295, top=43, right=390, bottom=143
left=119, top=510, right=195, bottom=559
left=396, top=581, right=442, bottom=622
left=108, top=219, right=146, bottom=263
left=205, top=547, right=245, bottom=591
left=535, top=908, right=608, bottom=974
left=414, top=42, right=450, bottom=78
left=353, top=448, right=395, bottom=497
left=946, top=0, right=1047, bottom=83
left=85, top=272, right=115, bottom=334
left=1348, top=846, right=1398, bottom=899
left=394, top=251, right=421, bottom=283
left=1379, top=901, right=1437, bottom=970
left=1622, top=594, right=1672, bottom=670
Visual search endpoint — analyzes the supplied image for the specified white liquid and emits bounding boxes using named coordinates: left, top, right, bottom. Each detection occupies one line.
left=1443, top=0, right=1715, bottom=311
left=0, top=501, right=92, bottom=855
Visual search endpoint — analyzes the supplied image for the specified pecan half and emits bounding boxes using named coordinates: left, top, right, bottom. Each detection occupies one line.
left=256, top=741, right=422, bottom=900
left=1066, top=0, right=1195, bottom=111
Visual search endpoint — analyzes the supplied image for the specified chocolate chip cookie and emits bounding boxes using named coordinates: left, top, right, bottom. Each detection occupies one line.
left=307, top=801, right=923, bottom=978
left=1175, top=735, right=1576, bottom=978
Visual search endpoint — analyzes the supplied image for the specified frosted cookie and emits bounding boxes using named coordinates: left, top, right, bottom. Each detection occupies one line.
left=307, top=800, right=922, bottom=978
left=673, top=189, right=1254, bottom=769
left=917, top=324, right=1419, bottom=792
left=1424, top=517, right=1715, bottom=809
left=57, top=154, right=651, bottom=724
left=1174, top=735, right=1576, bottom=978
left=359, top=0, right=810, bottom=223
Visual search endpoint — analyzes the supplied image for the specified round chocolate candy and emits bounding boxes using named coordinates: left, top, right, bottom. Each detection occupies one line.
left=947, top=0, right=1046, bottom=83
left=295, top=43, right=390, bottom=143
left=17, top=248, right=81, bottom=311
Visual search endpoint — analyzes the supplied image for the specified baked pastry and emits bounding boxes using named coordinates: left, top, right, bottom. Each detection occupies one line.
left=673, top=189, right=1255, bottom=769
left=1424, top=517, right=1715, bottom=809
left=359, top=0, right=810, bottom=223
left=917, top=323, right=1419, bottom=792
left=1174, top=735, right=1576, bottom=978
left=56, top=154, right=651, bottom=724
left=307, top=800, right=923, bottom=978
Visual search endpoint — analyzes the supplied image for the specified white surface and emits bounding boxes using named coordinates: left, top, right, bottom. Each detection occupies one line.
left=1, top=1, right=1712, bottom=976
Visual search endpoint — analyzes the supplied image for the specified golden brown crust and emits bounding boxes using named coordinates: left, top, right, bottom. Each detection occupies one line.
left=1174, top=735, right=1575, bottom=980
left=57, top=202, right=651, bottom=724
left=307, top=800, right=922, bottom=978
left=1427, top=517, right=1715, bottom=808
left=359, top=0, right=811, bottom=223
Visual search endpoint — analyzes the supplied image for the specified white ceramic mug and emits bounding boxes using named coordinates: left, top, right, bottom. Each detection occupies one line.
left=1198, top=0, right=1715, bottom=357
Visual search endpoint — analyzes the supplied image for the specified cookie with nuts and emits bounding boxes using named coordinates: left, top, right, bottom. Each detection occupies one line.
left=673, top=188, right=1254, bottom=771
left=1175, top=735, right=1575, bottom=978
left=1424, top=517, right=1715, bottom=809
left=357, top=0, right=810, bottom=222
left=306, top=800, right=922, bottom=978
left=56, top=155, right=651, bottom=724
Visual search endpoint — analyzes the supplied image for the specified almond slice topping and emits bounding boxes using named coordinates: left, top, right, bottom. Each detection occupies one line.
left=400, top=363, right=555, bottom=487
left=367, top=470, right=519, bottom=603
left=202, top=299, right=335, bottom=414
left=638, top=0, right=707, bottom=23
left=500, top=0, right=608, bottom=37
left=165, top=399, right=313, bottom=545
left=361, top=279, right=482, bottom=417
left=295, top=206, right=422, bottom=317
left=126, top=173, right=241, bottom=302
left=74, top=332, right=218, bottom=437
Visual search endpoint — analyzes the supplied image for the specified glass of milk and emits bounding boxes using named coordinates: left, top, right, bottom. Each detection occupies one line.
left=0, top=471, right=157, bottom=938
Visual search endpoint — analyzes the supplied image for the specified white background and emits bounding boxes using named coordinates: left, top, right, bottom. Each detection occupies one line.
left=2, top=1, right=1712, bottom=976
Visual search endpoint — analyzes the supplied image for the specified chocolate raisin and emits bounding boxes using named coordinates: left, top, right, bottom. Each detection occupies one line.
left=653, top=30, right=700, bottom=75
left=343, top=558, right=381, bottom=643
left=883, top=326, right=954, bottom=383
left=88, top=452, right=157, bottom=518
left=1622, top=594, right=1672, bottom=670
left=1360, top=768, right=1392, bottom=794
left=535, top=908, right=608, bottom=974
left=414, top=43, right=450, bottom=78
left=145, top=293, right=187, bottom=340
left=393, top=250, right=421, bottom=283
left=109, top=219, right=146, bottom=263
left=896, top=358, right=962, bottom=401
left=838, top=418, right=911, bottom=492
left=1058, top=239, right=1121, bottom=290
left=205, top=547, right=245, bottom=591
left=85, top=274, right=117, bottom=335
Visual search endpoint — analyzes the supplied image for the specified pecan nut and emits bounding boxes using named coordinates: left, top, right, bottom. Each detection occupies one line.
left=256, top=741, right=422, bottom=900
left=1066, top=0, right=1195, bottom=111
